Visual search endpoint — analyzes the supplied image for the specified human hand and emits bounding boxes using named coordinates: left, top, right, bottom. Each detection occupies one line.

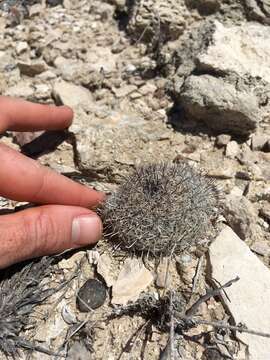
left=0, top=96, right=104, bottom=269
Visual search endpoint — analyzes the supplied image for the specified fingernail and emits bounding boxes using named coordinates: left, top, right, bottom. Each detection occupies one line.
left=72, top=215, right=102, bottom=246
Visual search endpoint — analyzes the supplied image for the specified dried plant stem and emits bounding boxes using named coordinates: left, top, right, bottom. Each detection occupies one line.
left=185, top=277, right=240, bottom=317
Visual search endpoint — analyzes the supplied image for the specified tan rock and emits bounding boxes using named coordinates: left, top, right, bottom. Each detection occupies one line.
left=17, top=60, right=47, bottom=77
left=209, top=226, right=270, bottom=360
left=225, top=141, right=240, bottom=159
left=198, top=21, right=270, bottom=83
left=97, top=254, right=115, bottom=287
left=112, top=258, right=153, bottom=305
left=52, top=80, right=93, bottom=111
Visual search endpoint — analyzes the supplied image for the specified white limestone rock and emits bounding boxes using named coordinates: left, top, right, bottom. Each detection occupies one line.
left=209, top=226, right=270, bottom=359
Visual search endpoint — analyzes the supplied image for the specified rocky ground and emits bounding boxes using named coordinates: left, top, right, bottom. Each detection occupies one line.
left=0, top=0, right=270, bottom=359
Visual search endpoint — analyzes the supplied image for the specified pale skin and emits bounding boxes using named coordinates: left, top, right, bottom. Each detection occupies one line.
left=0, top=96, right=104, bottom=269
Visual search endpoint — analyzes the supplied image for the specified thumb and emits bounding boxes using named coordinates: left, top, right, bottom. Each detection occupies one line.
left=0, top=205, right=102, bottom=269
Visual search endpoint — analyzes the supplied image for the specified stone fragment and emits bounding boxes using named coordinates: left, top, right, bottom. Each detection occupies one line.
left=139, top=83, right=157, bottom=95
left=176, top=254, right=197, bottom=286
left=58, top=251, right=85, bottom=270
left=246, top=181, right=270, bottom=202
left=34, top=300, right=68, bottom=342
left=155, top=258, right=171, bottom=289
left=75, top=117, right=178, bottom=182
left=202, top=348, right=224, bottom=360
left=197, top=21, right=270, bottom=83
left=16, top=41, right=28, bottom=55
left=190, top=0, right=220, bottom=14
left=113, top=84, right=137, bottom=98
left=87, top=250, right=100, bottom=265
left=222, top=193, right=262, bottom=243
left=29, top=3, right=44, bottom=17
left=61, top=305, right=77, bottom=325
left=17, top=60, right=47, bottom=76
left=216, top=134, right=231, bottom=147
left=34, top=83, right=51, bottom=100
left=209, top=226, right=270, bottom=359
left=126, top=0, right=191, bottom=46
left=97, top=254, right=115, bottom=287
left=180, top=75, right=260, bottom=135
left=67, top=342, right=91, bottom=360
left=251, top=134, right=269, bottom=151
left=54, top=57, right=101, bottom=85
left=4, top=82, right=35, bottom=98
left=37, top=70, right=57, bottom=80
left=250, top=241, right=270, bottom=257
left=259, top=202, right=270, bottom=222
left=112, top=258, right=153, bottom=305
left=242, top=0, right=270, bottom=25
left=52, top=80, right=93, bottom=111
left=225, top=141, right=240, bottom=159
left=200, top=150, right=237, bottom=179
left=129, top=91, right=142, bottom=100
left=77, top=279, right=107, bottom=312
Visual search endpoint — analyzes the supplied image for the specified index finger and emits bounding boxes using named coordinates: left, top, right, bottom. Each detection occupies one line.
left=0, top=143, right=105, bottom=208
left=0, top=96, right=73, bottom=133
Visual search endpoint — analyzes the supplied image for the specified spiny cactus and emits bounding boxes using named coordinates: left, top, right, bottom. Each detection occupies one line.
left=101, top=162, right=220, bottom=257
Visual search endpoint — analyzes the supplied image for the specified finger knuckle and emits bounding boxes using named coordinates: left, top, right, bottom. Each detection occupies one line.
left=24, top=210, right=58, bottom=255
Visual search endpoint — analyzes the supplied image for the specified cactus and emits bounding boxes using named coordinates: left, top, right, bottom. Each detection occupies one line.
left=101, top=162, right=219, bottom=257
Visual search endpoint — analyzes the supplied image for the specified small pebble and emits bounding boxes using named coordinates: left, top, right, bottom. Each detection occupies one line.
left=77, top=279, right=106, bottom=312
left=216, top=134, right=231, bottom=147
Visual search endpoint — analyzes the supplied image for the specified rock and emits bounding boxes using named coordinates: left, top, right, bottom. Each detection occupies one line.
left=188, top=0, right=220, bottom=15
left=75, top=116, right=179, bottom=182
left=29, top=3, right=44, bottom=17
left=4, top=81, right=35, bottom=99
left=216, top=134, right=231, bottom=147
left=97, top=254, right=115, bottom=287
left=197, top=21, right=270, bottom=83
left=176, top=254, right=197, bottom=286
left=87, top=250, right=100, bottom=265
left=34, top=300, right=68, bottom=342
left=180, top=75, right=260, bottom=136
left=34, top=83, right=51, bottom=100
left=202, top=348, right=224, bottom=360
left=113, top=84, right=137, bottom=98
left=61, top=305, right=77, bottom=325
left=52, top=80, right=93, bottom=111
left=126, top=0, right=190, bottom=47
left=112, top=258, right=153, bottom=305
left=139, top=83, right=157, bottom=96
left=259, top=202, right=270, bottom=222
left=222, top=193, right=263, bottom=243
left=58, top=251, right=86, bottom=270
left=67, top=342, right=91, bottom=360
left=229, top=186, right=243, bottom=197
left=155, top=258, right=171, bottom=289
left=77, top=279, right=107, bottom=312
left=246, top=181, right=270, bottom=202
left=250, top=241, right=270, bottom=257
left=243, top=0, right=270, bottom=25
left=251, top=134, right=269, bottom=151
left=17, top=60, right=47, bottom=76
left=225, top=141, right=240, bottom=159
left=209, top=226, right=270, bottom=360
left=54, top=57, right=101, bottom=86
left=200, top=150, right=237, bottom=179
left=237, top=143, right=259, bottom=166
left=37, top=70, right=57, bottom=80
left=16, top=41, right=28, bottom=55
